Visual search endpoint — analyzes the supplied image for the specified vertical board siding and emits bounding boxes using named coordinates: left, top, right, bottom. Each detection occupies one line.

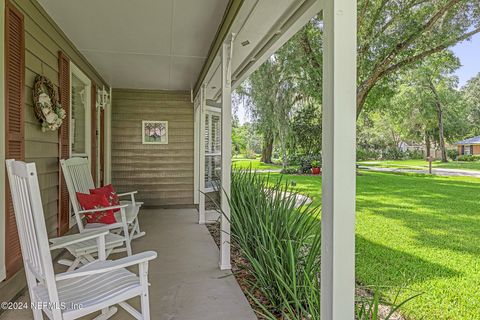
left=4, top=0, right=25, bottom=279
left=6, top=0, right=108, bottom=239
left=112, top=89, right=194, bottom=207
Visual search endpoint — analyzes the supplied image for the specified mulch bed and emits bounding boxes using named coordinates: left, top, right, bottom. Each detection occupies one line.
left=206, top=222, right=406, bottom=320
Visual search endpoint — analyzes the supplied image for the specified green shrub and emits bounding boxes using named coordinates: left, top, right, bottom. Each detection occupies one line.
left=382, top=148, right=406, bottom=160
left=406, top=149, right=424, bottom=160
left=357, top=148, right=380, bottom=161
left=245, top=149, right=258, bottom=159
left=447, top=149, right=459, bottom=160
left=280, top=167, right=300, bottom=175
left=457, top=154, right=476, bottom=161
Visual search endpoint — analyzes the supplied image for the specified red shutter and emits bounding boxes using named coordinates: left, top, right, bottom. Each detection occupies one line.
left=4, top=0, right=25, bottom=278
left=58, top=51, right=70, bottom=236
left=91, top=83, right=97, bottom=185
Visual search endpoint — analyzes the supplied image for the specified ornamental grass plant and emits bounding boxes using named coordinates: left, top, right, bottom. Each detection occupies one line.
left=221, top=168, right=417, bottom=319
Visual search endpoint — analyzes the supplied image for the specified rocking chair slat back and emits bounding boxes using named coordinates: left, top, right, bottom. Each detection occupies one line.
left=5, top=160, right=60, bottom=305
left=60, top=158, right=96, bottom=230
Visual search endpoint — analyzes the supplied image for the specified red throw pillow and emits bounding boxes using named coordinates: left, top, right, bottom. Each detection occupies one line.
left=89, top=184, right=120, bottom=212
left=76, top=192, right=116, bottom=224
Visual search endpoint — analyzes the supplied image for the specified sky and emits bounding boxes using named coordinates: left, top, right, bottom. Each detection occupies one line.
left=451, top=32, right=480, bottom=88
left=236, top=32, right=480, bottom=124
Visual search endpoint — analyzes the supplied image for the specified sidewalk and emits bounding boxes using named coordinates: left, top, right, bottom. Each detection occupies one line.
left=359, top=166, right=480, bottom=178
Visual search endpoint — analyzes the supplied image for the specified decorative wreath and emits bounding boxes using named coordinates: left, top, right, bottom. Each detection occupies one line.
left=33, top=75, right=66, bottom=132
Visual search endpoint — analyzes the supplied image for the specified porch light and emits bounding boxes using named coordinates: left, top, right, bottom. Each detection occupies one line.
left=96, top=86, right=110, bottom=110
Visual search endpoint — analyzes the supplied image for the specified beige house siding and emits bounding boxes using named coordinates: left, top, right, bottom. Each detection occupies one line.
left=13, top=0, right=107, bottom=236
left=1, top=0, right=107, bottom=304
left=111, top=89, right=194, bottom=207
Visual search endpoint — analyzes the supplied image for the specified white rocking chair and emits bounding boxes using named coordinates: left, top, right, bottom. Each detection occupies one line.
left=49, top=227, right=125, bottom=271
left=60, top=158, right=145, bottom=256
left=6, top=159, right=157, bottom=320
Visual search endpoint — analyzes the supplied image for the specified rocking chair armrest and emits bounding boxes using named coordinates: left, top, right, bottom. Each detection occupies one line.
left=117, top=191, right=138, bottom=197
left=55, top=251, right=158, bottom=281
left=49, top=230, right=109, bottom=250
left=78, top=204, right=129, bottom=215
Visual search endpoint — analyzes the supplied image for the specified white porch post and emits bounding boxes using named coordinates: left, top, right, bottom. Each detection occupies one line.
left=193, top=94, right=200, bottom=205
left=321, top=0, right=357, bottom=319
left=198, top=85, right=206, bottom=224
left=104, top=87, right=113, bottom=185
left=220, top=35, right=234, bottom=270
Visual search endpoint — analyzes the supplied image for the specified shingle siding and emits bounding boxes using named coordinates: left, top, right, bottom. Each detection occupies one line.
left=111, top=89, right=194, bottom=207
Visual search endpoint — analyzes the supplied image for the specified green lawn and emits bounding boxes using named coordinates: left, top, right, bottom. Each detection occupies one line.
left=232, top=158, right=282, bottom=170
left=359, top=159, right=480, bottom=171
left=264, top=170, right=480, bottom=320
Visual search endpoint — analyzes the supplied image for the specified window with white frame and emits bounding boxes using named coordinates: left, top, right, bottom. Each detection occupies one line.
left=69, top=63, right=91, bottom=227
left=70, top=63, right=91, bottom=158
left=205, top=109, right=221, bottom=191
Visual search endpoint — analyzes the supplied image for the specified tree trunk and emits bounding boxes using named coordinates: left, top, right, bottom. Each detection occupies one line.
left=261, top=135, right=274, bottom=164
left=280, top=132, right=287, bottom=169
left=428, top=80, right=448, bottom=162
left=425, top=133, right=431, bottom=159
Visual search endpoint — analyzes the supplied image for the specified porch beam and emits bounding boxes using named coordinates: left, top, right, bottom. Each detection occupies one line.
left=193, top=0, right=244, bottom=97
left=220, top=35, right=234, bottom=270
left=321, top=0, right=357, bottom=319
left=198, top=85, right=207, bottom=224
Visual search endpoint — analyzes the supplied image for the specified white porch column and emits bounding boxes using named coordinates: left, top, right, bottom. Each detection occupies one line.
left=193, top=95, right=200, bottom=205
left=104, top=87, right=113, bottom=185
left=198, top=85, right=206, bottom=224
left=321, top=0, right=357, bottom=319
left=220, top=36, right=234, bottom=270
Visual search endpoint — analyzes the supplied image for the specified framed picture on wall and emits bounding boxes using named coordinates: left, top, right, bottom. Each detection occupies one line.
left=142, top=120, right=168, bottom=144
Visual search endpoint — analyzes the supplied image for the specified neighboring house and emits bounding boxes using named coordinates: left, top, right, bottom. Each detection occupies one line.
left=455, top=136, right=480, bottom=155
left=398, top=141, right=424, bottom=153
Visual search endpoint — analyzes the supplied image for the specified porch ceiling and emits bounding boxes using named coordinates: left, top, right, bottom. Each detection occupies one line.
left=202, top=0, right=322, bottom=101
left=37, top=0, right=228, bottom=90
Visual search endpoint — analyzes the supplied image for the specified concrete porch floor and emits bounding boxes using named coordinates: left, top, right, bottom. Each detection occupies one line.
left=0, top=209, right=257, bottom=320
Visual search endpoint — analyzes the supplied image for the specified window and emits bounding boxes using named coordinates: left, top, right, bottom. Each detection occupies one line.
left=69, top=63, right=91, bottom=227
left=205, top=110, right=221, bottom=191
left=465, top=145, right=471, bottom=155
left=70, top=63, right=91, bottom=158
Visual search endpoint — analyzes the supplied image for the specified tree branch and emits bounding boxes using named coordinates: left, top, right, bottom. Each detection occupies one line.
left=380, top=26, right=480, bottom=80
left=367, top=0, right=462, bottom=87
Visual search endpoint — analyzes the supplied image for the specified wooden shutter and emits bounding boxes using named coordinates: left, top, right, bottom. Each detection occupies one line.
left=4, top=0, right=25, bottom=278
left=58, top=51, right=70, bottom=236
left=470, top=145, right=474, bottom=155
left=91, top=83, right=97, bottom=185
left=99, top=107, right=105, bottom=186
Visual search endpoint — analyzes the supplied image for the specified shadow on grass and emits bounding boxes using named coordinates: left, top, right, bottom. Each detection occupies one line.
left=355, top=236, right=459, bottom=287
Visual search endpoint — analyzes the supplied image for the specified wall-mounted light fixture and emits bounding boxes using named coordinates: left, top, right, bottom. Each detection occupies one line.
left=96, top=86, right=110, bottom=110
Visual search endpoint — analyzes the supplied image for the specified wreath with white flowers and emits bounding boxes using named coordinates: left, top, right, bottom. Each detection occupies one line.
left=33, top=75, right=66, bottom=132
